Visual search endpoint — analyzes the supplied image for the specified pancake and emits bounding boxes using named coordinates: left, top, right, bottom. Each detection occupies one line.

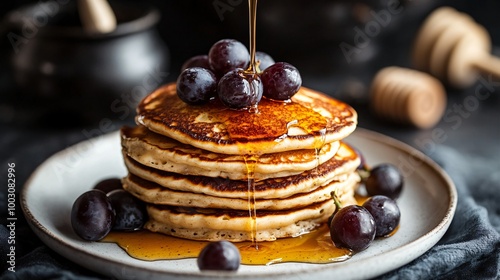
left=121, top=125, right=341, bottom=181
left=122, top=141, right=360, bottom=199
left=137, top=83, right=357, bottom=155
left=145, top=197, right=356, bottom=242
left=123, top=172, right=360, bottom=210
left=122, top=81, right=361, bottom=242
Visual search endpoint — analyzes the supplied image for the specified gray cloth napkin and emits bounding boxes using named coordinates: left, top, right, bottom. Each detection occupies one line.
left=378, top=145, right=500, bottom=280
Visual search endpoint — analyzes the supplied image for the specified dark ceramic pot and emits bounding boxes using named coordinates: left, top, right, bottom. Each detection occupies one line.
left=1, top=1, right=169, bottom=126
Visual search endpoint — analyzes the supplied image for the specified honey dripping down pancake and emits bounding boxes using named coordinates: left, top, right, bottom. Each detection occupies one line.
left=136, top=83, right=357, bottom=155
left=122, top=168, right=360, bottom=211
left=121, top=141, right=360, bottom=200
left=120, top=125, right=342, bottom=181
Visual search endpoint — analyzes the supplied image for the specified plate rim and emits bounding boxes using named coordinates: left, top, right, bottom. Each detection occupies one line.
left=20, top=127, right=457, bottom=279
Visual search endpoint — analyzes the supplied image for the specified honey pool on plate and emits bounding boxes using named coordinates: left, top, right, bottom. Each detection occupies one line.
left=101, top=196, right=382, bottom=265
left=103, top=224, right=351, bottom=265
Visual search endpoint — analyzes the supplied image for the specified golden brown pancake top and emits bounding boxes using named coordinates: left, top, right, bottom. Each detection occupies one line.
left=136, top=83, right=357, bottom=154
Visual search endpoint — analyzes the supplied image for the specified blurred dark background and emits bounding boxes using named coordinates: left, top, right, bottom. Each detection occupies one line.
left=1, top=0, right=499, bottom=153
left=3, top=0, right=499, bottom=82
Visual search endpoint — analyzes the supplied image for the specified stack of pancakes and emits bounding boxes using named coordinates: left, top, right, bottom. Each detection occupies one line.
left=121, top=83, right=360, bottom=242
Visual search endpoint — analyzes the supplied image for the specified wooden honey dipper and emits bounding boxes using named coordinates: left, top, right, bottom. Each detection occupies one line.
left=370, top=67, right=447, bottom=129
left=78, top=0, right=117, bottom=34
left=412, top=6, right=500, bottom=88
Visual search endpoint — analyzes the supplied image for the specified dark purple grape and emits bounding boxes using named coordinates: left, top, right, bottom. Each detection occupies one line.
left=71, top=190, right=115, bottom=241
left=261, top=62, right=302, bottom=100
left=176, top=67, right=217, bottom=105
left=107, top=189, right=147, bottom=231
left=218, top=69, right=263, bottom=109
left=208, top=39, right=250, bottom=76
left=181, top=55, right=211, bottom=72
left=93, top=178, right=122, bottom=194
left=255, top=51, right=275, bottom=71
left=363, top=195, right=401, bottom=237
left=330, top=205, right=376, bottom=251
left=197, top=241, right=241, bottom=271
left=365, top=164, right=404, bottom=199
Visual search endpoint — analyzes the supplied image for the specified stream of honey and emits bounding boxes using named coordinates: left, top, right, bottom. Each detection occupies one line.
left=243, top=154, right=259, bottom=247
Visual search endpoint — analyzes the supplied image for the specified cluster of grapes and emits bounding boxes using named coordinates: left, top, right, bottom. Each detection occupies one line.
left=177, top=39, right=302, bottom=109
left=329, top=154, right=403, bottom=252
left=71, top=178, right=148, bottom=241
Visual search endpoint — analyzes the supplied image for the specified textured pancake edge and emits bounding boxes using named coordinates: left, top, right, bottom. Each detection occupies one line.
left=122, top=144, right=360, bottom=198
left=121, top=126, right=341, bottom=176
left=144, top=197, right=356, bottom=242
left=123, top=172, right=360, bottom=210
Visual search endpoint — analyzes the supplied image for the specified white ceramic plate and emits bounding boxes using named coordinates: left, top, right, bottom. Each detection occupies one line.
left=21, top=128, right=457, bottom=280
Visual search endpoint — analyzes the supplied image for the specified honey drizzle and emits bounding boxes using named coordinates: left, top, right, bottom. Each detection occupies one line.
left=243, top=154, right=259, bottom=248
left=313, top=128, right=327, bottom=177
left=240, top=0, right=260, bottom=247
left=229, top=0, right=327, bottom=246
left=245, top=0, right=258, bottom=74
left=221, top=99, right=327, bottom=142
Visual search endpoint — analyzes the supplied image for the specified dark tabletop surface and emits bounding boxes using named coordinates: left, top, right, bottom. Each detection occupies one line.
left=0, top=0, right=499, bottom=279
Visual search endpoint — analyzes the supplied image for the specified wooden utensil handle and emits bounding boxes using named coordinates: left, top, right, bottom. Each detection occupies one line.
left=473, top=55, right=500, bottom=81
left=78, top=0, right=117, bottom=34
